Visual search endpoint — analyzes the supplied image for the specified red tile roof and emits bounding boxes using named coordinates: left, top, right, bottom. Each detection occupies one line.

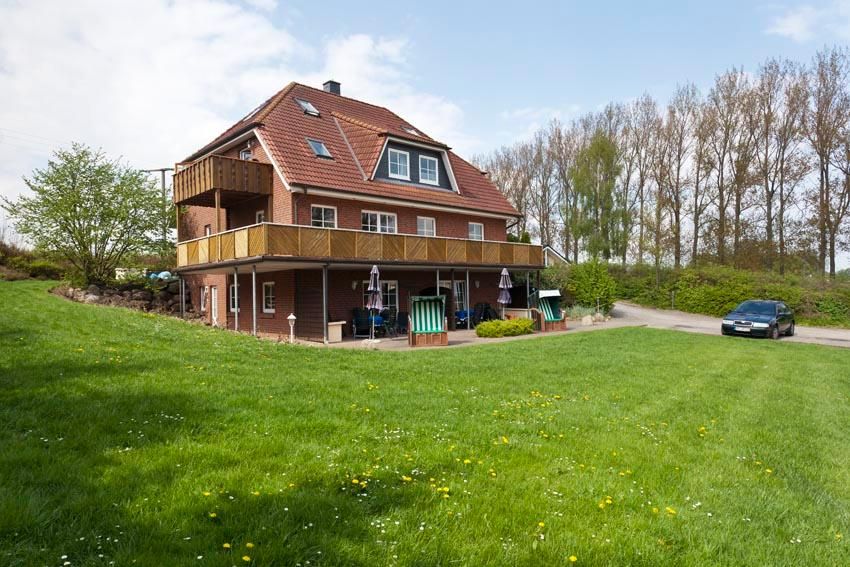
left=185, top=82, right=519, bottom=217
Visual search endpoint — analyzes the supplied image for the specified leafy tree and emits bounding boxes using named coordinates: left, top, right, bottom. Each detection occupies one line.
left=2, top=143, right=162, bottom=284
left=570, top=131, right=624, bottom=260
left=565, top=259, right=617, bottom=313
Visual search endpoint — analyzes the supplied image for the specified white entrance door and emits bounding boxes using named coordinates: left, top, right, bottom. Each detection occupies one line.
left=210, top=286, right=219, bottom=326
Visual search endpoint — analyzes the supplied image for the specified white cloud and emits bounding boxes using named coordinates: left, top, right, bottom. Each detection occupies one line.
left=0, top=1, right=472, bottom=210
left=766, top=1, right=850, bottom=43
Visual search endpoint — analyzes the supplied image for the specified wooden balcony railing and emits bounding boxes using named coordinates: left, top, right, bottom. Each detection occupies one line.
left=176, top=223, right=544, bottom=269
left=173, top=155, right=273, bottom=207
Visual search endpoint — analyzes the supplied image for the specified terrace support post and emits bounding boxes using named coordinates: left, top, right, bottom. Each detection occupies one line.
left=215, top=188, right=222, bottom=260
left=526, top=272, right=530, bottom=310
left=436, top=269, right=440, bottom=295
left=233, top=266, right=239, bottom=332
left=466, top=269, right=471, bottom=330
left=322, top=265, right=329, bottom=345
left=179, top=276, right=186, bottom=319
left=536, top=270, right=541, bottom=293
left=450, top=269, right=456, bottom=331
left=251, top=264, right=257, bottom=337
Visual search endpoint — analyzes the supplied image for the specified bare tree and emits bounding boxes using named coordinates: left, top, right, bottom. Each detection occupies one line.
left=628, top=94, right=659, bottom=264
left=806, top=47, right=850, bottom=276
left=664, top=83, right=699, bottom=267
left=689, top=103, right=714, bottom=265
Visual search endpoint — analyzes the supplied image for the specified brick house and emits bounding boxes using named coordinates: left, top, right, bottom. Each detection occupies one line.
left=174, top=80, right=544, bottom=342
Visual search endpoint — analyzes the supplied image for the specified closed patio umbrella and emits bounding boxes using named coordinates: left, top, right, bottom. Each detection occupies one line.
left=366, top=265, right=382, bottom=339
left=497, top=268, right=512, bottom=319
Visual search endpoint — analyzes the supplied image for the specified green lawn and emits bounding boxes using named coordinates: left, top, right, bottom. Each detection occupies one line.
left=1, top=281, right=849, bottom=566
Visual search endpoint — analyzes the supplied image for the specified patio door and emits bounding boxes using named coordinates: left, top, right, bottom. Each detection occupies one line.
left=210, top=286, right=219, bottom=326
left=439, top=280, right=467, bottom=312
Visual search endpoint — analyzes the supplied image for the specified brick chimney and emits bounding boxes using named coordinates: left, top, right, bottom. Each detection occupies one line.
left=323, top=80, right=341, bottom=95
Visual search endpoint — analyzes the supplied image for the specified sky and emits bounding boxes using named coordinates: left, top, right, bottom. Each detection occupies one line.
left=1, top=0, right=849, bottom=213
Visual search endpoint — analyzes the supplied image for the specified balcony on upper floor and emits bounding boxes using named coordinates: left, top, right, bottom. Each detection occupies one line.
left=173, top=155, right=273, bottom=207
left=175, top=223, right=544, bottom=272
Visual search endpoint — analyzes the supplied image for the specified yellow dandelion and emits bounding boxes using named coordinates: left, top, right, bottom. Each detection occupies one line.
left=665, top=507, right=677, bottom=516
left=765, top=468, right=773, bottom=474
left=352, top=478, right=360, bottom=484
left=463, top=459, right=472, bottom=464
left=401, top=475, right=412, bottom=482
left=245, top=542, right=254, bottom=549
left=652, top=507, right=659, bottom=514
left=538, top=521, right=545, bottom=528
left=252, top=491, right=260, bottom=496
left=242, top=556, right=251, bottom=562
left=501, top=436, right=510, bottom=444
left=208, top=512, right=217, bottom=518
left=202, top=491, right=211, bottom=497
left=223, top=543, right=231, bottom=549
left=569, top=556, right=578, bottom=563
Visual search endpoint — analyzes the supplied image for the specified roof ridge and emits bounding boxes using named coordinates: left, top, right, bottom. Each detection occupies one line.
left=292, top=82, right=404, bottom=116
left=254, top=81, right=298, bottom=123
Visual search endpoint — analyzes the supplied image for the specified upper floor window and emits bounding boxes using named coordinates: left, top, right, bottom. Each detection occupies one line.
left=468, top=222, right=484, bottom=241
left=255, top=210, right=265, bottom=224
left=239, top=148, right=253, bottom=160
left=361, top=211, right=397, bottom=234
left=388, top=148, right=410, bottom=180
left=417, top=216, right=436, bottom=237
left=262, top=282, right=275, bottom=314
left=307, top=139, right=332, bottom=159
left=295, top=98, right=320, bottom=116
left=311, top=205, right=336, bottom=228
left=419, top=156, right=439, bottom=185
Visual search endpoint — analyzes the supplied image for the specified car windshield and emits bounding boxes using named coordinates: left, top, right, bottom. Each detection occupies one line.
left=735, top=301, right=775, bottom=315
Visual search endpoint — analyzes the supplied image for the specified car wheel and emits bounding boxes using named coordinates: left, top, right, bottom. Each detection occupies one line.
left=770, top=325, right=780, bottom=340
left=785, top=322, right=795, bottom=337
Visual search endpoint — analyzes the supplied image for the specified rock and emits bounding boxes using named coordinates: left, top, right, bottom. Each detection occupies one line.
left=86, top=284, right=102, bottom=296
left=361, top=339, right=381, bottom=349
left=128, top=300, right=149, bottom=311
left=581, top=315, right=594, bottom=326
left=83, top=293, right=100, bottom=304
left=156, top=290, right=171, bottom=301
left=132, top=290, right=153, bottom=302
left=592, top=312, right=605, bottom=323
left=166, top=281, right=180, bottom=294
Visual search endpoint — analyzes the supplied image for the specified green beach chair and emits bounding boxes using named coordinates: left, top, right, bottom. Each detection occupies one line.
left=408, top=295, right=448, bottom=346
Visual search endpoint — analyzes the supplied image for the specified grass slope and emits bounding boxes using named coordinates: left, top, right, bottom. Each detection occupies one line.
left=1, top=280, right=849, bottom=566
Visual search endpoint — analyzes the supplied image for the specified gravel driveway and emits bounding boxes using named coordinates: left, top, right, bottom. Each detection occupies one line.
left=612, top=301, right=850, bottom=349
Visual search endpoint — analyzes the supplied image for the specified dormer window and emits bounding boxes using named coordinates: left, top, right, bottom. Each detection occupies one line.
left=307, top=139, right=332, bottom=159
left=295, top=98, right=320, bottom=116
left=388, top=148, right=409, bottom=180
left=419, top=156, right=439, bottom=185
left=402, top=125, right=420, bottom=137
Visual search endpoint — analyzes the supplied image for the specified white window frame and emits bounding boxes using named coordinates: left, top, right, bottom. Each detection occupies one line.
left=200, top=286, right=208, bottom=312
left=419, top=155, right=439, bottom=185
left=311, top=205, right=337, bottom=228
left=417, top=216, right=436, bottom=237
left=388, top=148, right=410, bottom=180
left=204, top=224, right=212, bottom=236
left=262, top=282, right=275, bottom=314
left=239, top=148, right=253, bottom=160
left=229, top=283, right=240, bottom=313
left=255, top=210, right=265, bottom=224
left=468, top=222, right=484, bottom=241
left=362, top=280, right=399, bottom=311
left=361, top=210, right=397, bottom=234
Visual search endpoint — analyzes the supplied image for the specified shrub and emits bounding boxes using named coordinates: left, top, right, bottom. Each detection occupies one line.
left=475, top=318, right=534, bottom=338
left=566, top=259, right=617, bottom=313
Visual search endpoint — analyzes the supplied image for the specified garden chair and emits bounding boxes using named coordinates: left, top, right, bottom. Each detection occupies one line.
left=352, top=307, right=371, bottom=338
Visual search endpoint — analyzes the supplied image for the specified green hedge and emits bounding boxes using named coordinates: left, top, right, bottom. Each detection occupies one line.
left=612, top=264, right=850, bottom=327
left=475, top=318, right=535, bottom=338
left=543, top=259, right=617, bottom=313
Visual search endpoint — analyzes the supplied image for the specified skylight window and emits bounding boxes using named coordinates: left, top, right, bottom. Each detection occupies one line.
left=401, top=125, right=420, bottom=136
left=296, top=98, right=320, bottom=116
left=307, top=139, right=332, bottom=158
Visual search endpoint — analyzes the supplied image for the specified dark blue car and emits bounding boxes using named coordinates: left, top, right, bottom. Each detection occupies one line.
left=721, top=300, right=795, bottom=339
